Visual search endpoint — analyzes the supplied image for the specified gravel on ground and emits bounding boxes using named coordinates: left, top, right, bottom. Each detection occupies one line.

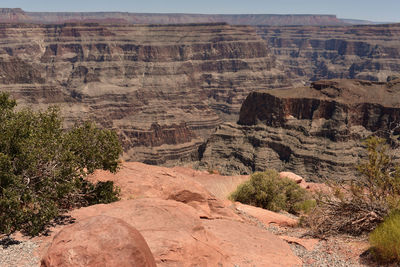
left=0, top=237, right=39, bottom=267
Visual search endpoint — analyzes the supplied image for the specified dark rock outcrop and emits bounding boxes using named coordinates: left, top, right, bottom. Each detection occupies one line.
left=199, top=79, right=400, bottom=182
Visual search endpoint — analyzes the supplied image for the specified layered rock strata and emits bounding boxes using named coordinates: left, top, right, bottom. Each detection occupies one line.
left=0, top=23, right=287, bottom=164
left=257, top=24, right=400, bottom=84
left=199, top=79, right=400, bottom=182
left=0, top=8, right=346, bottom=25
left=3, top=21, right=400, bottom=166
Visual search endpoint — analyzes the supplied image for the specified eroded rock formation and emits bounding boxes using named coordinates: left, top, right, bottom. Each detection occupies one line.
left=41, top=216, right=157, bottom=267
left=2, top=21, right=400, bottom=166
left=35, top=162, right=302, bottom=267
left=199, top=79, right=400, bottom=181
left=0, top=23, right=287, bottom=164
left=0, top=8, right=346, bottom=25
left=257, top=24, right=400, bottom=83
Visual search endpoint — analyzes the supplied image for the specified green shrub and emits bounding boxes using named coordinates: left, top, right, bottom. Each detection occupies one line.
left=0, top=92, right=123, bottom=236
left=355, top=136, right=400, bottom=209
left=294, top=199, right=317, bottom=214
left=81, top=180, right=121, bottom=205
left=370, top=212, right=400, bottom=263
left=230, top=169, right=310, bottom=214
left=305, top=136, right=400, bottom=237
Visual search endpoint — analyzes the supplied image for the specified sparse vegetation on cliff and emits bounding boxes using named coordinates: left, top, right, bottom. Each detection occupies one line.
left=230, top=169, right=310, bottom=214
left=0, top=93, right=122, bottom=236
left=305, top=136, right=400, bottom=237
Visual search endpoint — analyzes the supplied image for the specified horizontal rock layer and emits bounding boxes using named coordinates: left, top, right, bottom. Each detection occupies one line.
left=0, top=8, right=345, bottom=25
left=2, top=22, right=400, bottom=165
left=199, top=79, right=400, bottom=182
left=257, top=24, right=400, bottom=84
left=0, top=23, right=287, bottom=164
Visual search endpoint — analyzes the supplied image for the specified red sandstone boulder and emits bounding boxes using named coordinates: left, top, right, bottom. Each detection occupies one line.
left=70, top=199, right=228, bottom=266
left=67, top=198, right=301, bottom=266
left=279, top=171, right=333, bottom=194
left=35, top=163, right=302, bottom=267
left=279, top=171, right=310, bottom=189
left=89, top=162, right=240, bottom=219
left=41, top=215, right=156, bottom=267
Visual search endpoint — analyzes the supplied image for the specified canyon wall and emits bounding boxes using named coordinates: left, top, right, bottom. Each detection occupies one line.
left=198, top=79, right=400, bottom=182
left=0, top=23, right=287, bottom=164
left=2, top=21, right=400, bottom=166
left=0, top=8, right=346, bottom=25
left=257, top=24, right=400, bottom=83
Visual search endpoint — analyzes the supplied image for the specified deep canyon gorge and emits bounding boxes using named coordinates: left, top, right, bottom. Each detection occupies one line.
left=0, top=15, right=399, bottom=180
left=2, top=7, right=400, bottom=266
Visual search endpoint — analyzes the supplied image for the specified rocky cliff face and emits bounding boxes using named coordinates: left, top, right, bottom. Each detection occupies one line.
left=199, top=79, right=400, bottom=182
left=257, top=24, right=400, bottom=83
left=0, top=8, right=346, bottom=25
left=3, top=21, right=400, bottom=166
left=0, top=23, right=287, bottom=164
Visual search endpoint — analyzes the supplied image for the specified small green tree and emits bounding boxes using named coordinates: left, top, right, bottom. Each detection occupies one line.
left=354, top=136, right=400, bottom=210
left=230, top=169, right=310, bottom=214
left=0, top=92, right=122, bottom=236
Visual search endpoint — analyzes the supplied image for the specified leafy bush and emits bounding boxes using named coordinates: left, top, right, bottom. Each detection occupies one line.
left=230, top=169, right=310, bottom=214
left=370, top=212, right=400, bottom=263
left=0, top=93, right=122, bottom=236
left=82, top=180, right=121, bottom=205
